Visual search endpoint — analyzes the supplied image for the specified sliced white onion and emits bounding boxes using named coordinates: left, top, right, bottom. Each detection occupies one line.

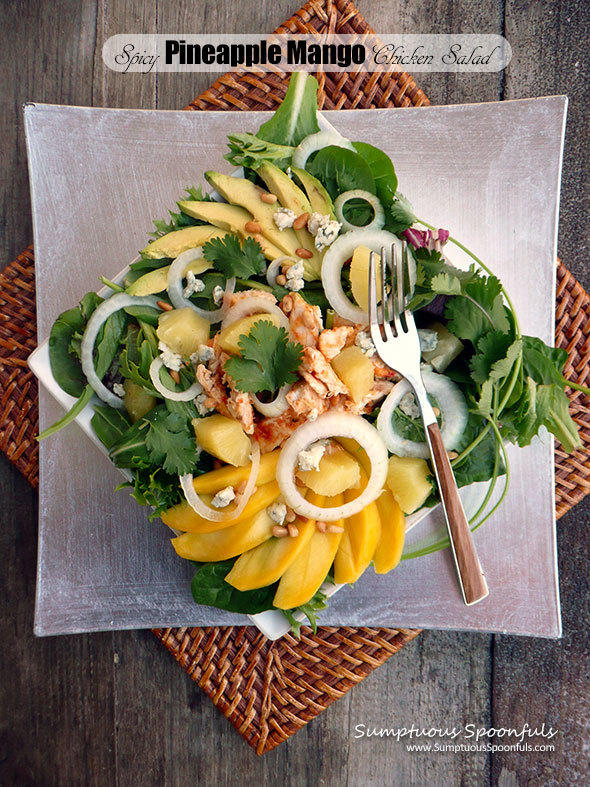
left=376, top=371, right=468, bottom=458
left=149, top=357, right=203, bottom=402
left=292, top=131, right=355, bottom=170
left=221, top=294, right=290, bottom=332
left=81, top=293, right=161, bottom=409
left=168, top=247, right=235, bottom=322
left=179, top=441, right=261, bottom=522
left=266, top=256, right=298, bottom=287
left=276, top=412, right=388, bottom=521
left=251, top=384, right=292, bottom=417
left=321, top=228, right=417, bottom=323
left=334, top=190, right=385, bottom=233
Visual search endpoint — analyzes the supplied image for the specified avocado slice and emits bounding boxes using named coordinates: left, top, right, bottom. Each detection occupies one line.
left=126, top=258, right=211, bottom=296
left=205, top=171, right=300, bottom=258
left=291, top=167, right=336, bottom=221
left=256, top=162, right=322, bottom=277
left=141, top=225, right=229, bottom=259
left=178, top=200, right=284, bottom=261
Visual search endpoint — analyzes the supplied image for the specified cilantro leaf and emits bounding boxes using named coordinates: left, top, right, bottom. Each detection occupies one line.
left=202, top=235, right=266, bottom=279
left=144, top=410, right=200, bottom=475
left=224, top=320, right=303, bottom=394
left=387, top=193, right=417, bottom=233
left=445, top=274, right=510, bottom=345
left=430, top=272, right=463, bottom=296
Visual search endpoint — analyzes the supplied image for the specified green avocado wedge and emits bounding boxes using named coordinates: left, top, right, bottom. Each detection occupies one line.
left=291, top=166, right=336, bottom=221
left=204, top=170, right=301, bottom=258
left=141, top=225, right=229, bottom=259
left=177, top=200, right=285, bottom=261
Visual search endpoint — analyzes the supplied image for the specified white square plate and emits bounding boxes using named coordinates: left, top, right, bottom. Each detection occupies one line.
left=25, top=97, right=566, bottom=638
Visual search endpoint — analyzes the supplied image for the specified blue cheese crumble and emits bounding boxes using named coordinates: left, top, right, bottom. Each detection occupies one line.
left=297, top=440, right=328, bottom=472
left=183, top=270, right=205, bottom=299
left=273, top=207, right=297, bottom=230
left=211, top=486, right=236, bottom=508
left=158, top=340, right=183, bottom=372
left=267, top=501, right=288, bottom=526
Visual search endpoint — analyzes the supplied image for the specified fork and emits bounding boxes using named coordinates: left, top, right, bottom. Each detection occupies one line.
left=368, top=243, right=489, bottom=605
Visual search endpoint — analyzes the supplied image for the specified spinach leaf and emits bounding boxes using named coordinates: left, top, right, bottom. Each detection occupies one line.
left=124, top=305, right=161, bottom=326
left=91, top=405, right=132, bottom=450
left=452, top=414, right=504, bottom=487
left=48, top=292, right=102, bottom=397
left=306, top=146, right=375, bottom=200
left=352, top=141, right=398, bottom=205
left=37, top=385, right=95, bottom=441
left=190, top=560, right=279, bottom=614
left=257, top=72, right=320, bottom=147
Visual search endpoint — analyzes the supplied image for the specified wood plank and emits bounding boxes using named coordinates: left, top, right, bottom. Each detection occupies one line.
left=492, top=1, right=590, bottom=784
left=347, top=632, right=491, bottom=785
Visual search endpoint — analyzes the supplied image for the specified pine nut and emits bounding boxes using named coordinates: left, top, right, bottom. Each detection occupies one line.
left=272, top=526, right=289, bottom=538
left=245, top=221, right=262, bottom=233
left=254, top=234, right=266, bottom=245
left=169, top=370, right=180, bottom=384
left=326, top=524, right=345, bottom=534
left=448, top=450, right=459, bottom=460
left=315, top=521, right=328, bottom=533
left=295, top=247, right=313, bottom=259
left=276, top=274, right=287, bottom=286
left=157, top=300, right=173, bottom=311
left=432, top=406, right=440, bottom=417
left=260, top=192, right=277, bottom=203
left=285, top=508, right=296, bottom=523
left=293, top=212, right=310, bottom=230
left=287, top=524, right=299, bottom=538
left=282, top=299, right=293, bottom=314
left=236, top=481, right=248, bottom=496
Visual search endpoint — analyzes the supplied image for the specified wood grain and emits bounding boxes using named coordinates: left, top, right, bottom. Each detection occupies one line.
left=1, top=0, right=589, bottom=784
left=427, top=422, right=488, bottom=605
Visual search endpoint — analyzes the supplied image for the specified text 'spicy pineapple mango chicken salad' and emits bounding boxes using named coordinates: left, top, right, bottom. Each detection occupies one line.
left=42, top=73, right=584, bottom=633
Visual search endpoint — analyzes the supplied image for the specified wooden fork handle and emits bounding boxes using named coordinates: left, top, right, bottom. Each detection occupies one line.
left=427, top=422, right=489, bottom=605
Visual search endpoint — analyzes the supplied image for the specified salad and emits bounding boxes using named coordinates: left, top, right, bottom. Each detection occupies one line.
left=40, top=72, right=585, bottom=635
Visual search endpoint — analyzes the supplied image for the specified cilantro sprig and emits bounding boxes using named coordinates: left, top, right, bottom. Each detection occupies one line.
left=224, top=320, right=303, bottom=394
left=202, top=235, right=266, bottom=279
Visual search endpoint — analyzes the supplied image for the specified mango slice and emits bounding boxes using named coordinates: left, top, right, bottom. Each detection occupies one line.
left=333, top=500, right=381, bottom=584
left=373, top=490, right=405, bottom=574
left=273, top=495, right=344, bottom=609
left=190, top=450, right=280, bottom=495
left=171, top=507, right=274, bottom=562
left=161, top=480, right=280, bottom=534
left=225, top=515, right=317, bottom=591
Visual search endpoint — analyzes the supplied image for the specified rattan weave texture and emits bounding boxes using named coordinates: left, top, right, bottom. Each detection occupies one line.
left=2, top=0, right=589, bottom=756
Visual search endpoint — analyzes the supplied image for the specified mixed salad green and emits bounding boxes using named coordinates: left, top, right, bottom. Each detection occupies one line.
left=40, top=72, right=585, bottom=633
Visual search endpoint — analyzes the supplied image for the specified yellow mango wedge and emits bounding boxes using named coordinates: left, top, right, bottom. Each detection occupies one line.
left=334, top=500, right=381, bottom=584
left=273, top=495, right=344, bottom=609
left=171, top=507, right=274, bottom=562
left=190, top=450, right=280, bottom=495
left=225, top=510, right=319, bottom=592
left=161, top=481, right=280, bottom=534
left=373, top=490, right=406, bottom=574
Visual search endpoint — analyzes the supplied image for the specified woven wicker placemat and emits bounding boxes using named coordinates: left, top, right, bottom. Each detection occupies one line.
left=2, top=0, right=589, bottom=756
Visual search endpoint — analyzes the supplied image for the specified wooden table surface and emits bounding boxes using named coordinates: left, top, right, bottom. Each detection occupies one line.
left=1, top=1, right=589, bottom=784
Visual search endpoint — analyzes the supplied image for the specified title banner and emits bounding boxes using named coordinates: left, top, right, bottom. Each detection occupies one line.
left=103, top=34, right=511, bottom=74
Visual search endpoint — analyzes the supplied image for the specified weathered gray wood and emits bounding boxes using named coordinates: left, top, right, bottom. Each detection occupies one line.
left=1, top=0, right=589, bottom=784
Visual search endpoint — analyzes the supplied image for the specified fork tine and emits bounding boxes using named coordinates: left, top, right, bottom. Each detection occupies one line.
left=402, top=241, right=415, bottom=327
left=379, top=246, right=388, bottom=325
left=368, top=251, right=379, bottom=327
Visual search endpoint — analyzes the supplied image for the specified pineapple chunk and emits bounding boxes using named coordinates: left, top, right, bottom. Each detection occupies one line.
left=191, top=450, right=280, bottom=494
left=331, top=346, right=374, bottom=403
left=192, top=414, right=251, bottom=466
left=123, top=379, right=156, bottom=423
left=162, top=480, right=280, bottom=534
left=296, top=444, right=361, bottom=496
left=217, top=313, right=282, bottom=355
left=156, top=308, right=209, bottom=357
left=349, top=245, right=382, bottom=311
left=171, top=507, right=274, bottom=562
left=224, top=515, right=317, bottom=591
left=386, top=455, right=432, bottom=514
left=373, top=490, right=405, bottom=573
